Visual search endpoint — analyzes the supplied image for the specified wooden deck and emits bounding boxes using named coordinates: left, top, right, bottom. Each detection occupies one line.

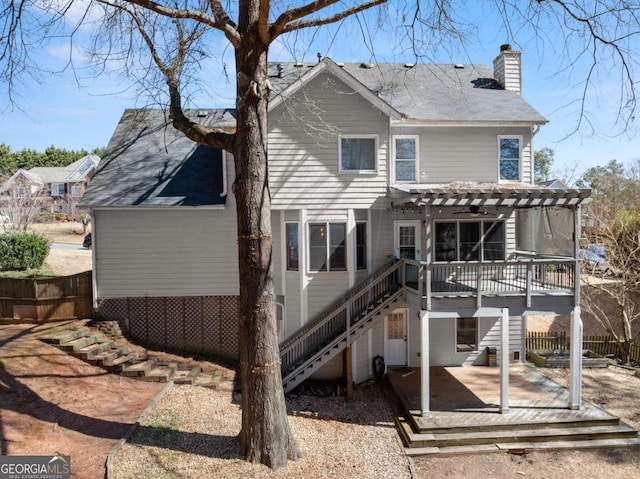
left=386, top=364, right=640, bottom=455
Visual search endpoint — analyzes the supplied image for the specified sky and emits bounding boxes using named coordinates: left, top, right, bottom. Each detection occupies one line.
left=0, top=2, right=638, bottom=181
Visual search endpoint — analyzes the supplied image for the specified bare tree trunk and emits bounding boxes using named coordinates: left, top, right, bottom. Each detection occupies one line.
left=233, top=11, right=301, bottom=468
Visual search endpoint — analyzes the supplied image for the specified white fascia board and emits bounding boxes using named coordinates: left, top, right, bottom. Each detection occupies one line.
left=83, top=204, right=226, bottom=211
left=391, top=119, right=548, bottom=127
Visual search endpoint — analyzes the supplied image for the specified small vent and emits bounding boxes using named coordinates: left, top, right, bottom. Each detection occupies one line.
left=360, top=62, right=374, bottom=69
left=294, top=62, right=304, bottom=68
left=454, top=64, right=465, bottom=69
left=197, top=111, right=208, bottom=117
left=404, top=63, right=415, bottom=69
left=336, top=62, right=345, bottom=68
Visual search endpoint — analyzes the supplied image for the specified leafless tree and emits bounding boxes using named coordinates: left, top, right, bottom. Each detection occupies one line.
left=0, top=178, right=49, bottom=232
left=1, top=0, right=639, bottom=468
left=581, top=201, right=640, bottom=364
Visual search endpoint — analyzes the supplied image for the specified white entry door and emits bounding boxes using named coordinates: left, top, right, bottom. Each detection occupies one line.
left=385, top=310, right=407, bottom=366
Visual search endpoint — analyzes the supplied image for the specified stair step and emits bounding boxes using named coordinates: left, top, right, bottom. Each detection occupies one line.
left=139, top=362, right=178, bottom=382
left=88, top=346, right=129, bottom=366
left=173, top=366, right=202, bottom=384
left=103, top=353, right=138, bottom=371
left=406, top=437, right=640, bottom=457
left=59, top=335, right=103, bottom=352
left=195, top=370, right=223, bottom=389
left=39, top=328, right=90, bottom=345
left=121, top=357, right=157, bottom=376
left=409, top=424, right=638, bottom=448
left=71, top=341, right=114, bottom=360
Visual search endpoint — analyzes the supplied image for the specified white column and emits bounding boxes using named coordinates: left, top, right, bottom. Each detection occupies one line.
left=500, top=308, right=510, bottom=414
left=569, top=305, right=583, bottom=409
left=420, top=310, right=430, bottom=416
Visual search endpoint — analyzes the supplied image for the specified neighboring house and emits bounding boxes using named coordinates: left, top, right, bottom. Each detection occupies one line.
left=81, top=45, right=590, bottom=413
left=0, top=155, right=99, bottom=216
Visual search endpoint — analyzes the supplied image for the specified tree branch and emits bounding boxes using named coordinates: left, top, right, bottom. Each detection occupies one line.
left=271, top=0, right=387, bottom=39
left=97, top=0, right=241, bottom=47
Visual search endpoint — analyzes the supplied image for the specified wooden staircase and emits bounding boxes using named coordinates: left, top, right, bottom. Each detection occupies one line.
left=280, top=259, right=406, bottom=393
left=39, top=327, right=222, bottom=387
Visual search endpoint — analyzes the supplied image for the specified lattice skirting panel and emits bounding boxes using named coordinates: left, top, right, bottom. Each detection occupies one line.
left=98, top=296, right=239, bottom=358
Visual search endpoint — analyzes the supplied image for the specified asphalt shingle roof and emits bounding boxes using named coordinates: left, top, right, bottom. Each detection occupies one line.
left=268, top=60, right=547, bottom=123
left=80, top=109, right=233, bottom=207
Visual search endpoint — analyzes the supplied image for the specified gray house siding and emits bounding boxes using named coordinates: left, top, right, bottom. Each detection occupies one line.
left=389, top=126, right=532, bottom=184
left=269, top=72, right=390, bottom=210
left=93, top=208, right=239, bottom=298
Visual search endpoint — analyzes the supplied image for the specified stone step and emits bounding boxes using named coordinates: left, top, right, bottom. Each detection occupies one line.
left=87, top=346, right=129, bottom=366
left=59, top=335, right=103, bottom=352
left=194, top=370, right=223, bottom=389
left=139, top=362, right=179, bottom=382
left=121, top=358, right=158, bottom=377
left=173, top=366, right=202, bottom=385
left=103, top=353, right=138, bottom=371
left=405, top=437, right=640, bottom=457
left=39, top=328, right=90, bottom=345
left=71, top=341, right=114, bottom=361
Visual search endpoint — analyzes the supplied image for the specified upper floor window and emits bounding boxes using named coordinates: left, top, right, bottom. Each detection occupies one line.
left=434, top=220, right=505, bottom=262
left=498, top=136, right=522, bottom=181
left=71, top=184, right=82, bottom=198
left=339, top=136, right=377, bottom=173
left=309, top=223, right=346, bottom=272
left=15, top=185, right=26, bottom=198
left=393, top=135, right=418, bottom=183
left=285, top=223, right=299, bottom=271
left=51, top=183, right=66, bottom=197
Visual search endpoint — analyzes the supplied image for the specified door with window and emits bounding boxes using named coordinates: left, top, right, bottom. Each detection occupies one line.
left=385, top=310, right=407, bottom=365
left=395, top=221, right=421, bottom=287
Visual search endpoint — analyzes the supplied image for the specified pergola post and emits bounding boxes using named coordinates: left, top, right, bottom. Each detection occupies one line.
left=420, top=310, right=430, bottom=416
left=499, top=307, right=510, bottom=414
left=569, top=306, right=583, bottom=409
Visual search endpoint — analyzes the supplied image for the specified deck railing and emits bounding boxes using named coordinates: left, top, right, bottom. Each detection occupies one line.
left=280, top=259, right=403, bottom=379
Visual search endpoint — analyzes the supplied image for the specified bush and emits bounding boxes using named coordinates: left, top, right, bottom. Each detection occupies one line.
left=0, top=232, right=50, bottom=271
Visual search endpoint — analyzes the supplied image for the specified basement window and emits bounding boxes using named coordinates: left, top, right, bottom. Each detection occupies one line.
left=456, top=317, right=477, bottom=352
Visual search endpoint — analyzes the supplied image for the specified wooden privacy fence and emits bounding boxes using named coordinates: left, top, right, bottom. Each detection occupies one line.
left=526, top=331, right=640, bottom=363
left=0, top=271, right=93, bottom=322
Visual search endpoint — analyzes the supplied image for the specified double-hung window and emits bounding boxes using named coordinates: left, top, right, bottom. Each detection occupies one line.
left=339, top=136, right=377, bottom=173
left=71, top=184, right=82, bottom=198
left=51, top=183, right=66, bottom=197
left=434, top=220, right=505, bottom=262
left=498, top=135, right=522, bottom=181
left=285, top=223, right=299, bottom=271
left=393, top=135, right=418, bottom=183
left=309, top=223, right=347, bottom=272
left=15, top=185, right=26, bottom=198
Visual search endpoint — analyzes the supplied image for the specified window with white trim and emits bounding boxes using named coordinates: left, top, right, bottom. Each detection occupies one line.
left=339, top=136, right=377, bottom=173
left=434, top=220, right=505, bottom=262
left=15, top=185, right=26, bottom=198
left=51, top=183, right=66, bottom=197
left=309, top=223, right=346, bottom=272
left=393, top=135, right=418, bottom=183
left=356, top=222, right=367, bottom=270
left=285, top=223, right=299, bottom=271
left=456, top=317, right=478, bottom=352
left=71, top=184, right=82, bottom=198
left=498, top=136, right=522, bottom=181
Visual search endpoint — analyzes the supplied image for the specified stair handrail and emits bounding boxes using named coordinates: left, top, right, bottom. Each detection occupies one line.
left=279, top=258, right=399, bottom=352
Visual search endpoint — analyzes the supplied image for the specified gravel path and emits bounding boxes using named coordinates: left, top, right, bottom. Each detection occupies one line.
left=112, top=382, right=411, bottom=479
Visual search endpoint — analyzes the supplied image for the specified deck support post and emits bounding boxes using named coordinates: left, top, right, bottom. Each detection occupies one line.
left=419, top=310, right=430, bottom=416
left=569, top=305, right=582, bottom=409
left=499, top=307, right=510, bottom=414
left=343, top=347, right=353, bottom=399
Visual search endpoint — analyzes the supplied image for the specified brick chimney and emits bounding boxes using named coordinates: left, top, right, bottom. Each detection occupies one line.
left=493, top=44, right=522, bottom=95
